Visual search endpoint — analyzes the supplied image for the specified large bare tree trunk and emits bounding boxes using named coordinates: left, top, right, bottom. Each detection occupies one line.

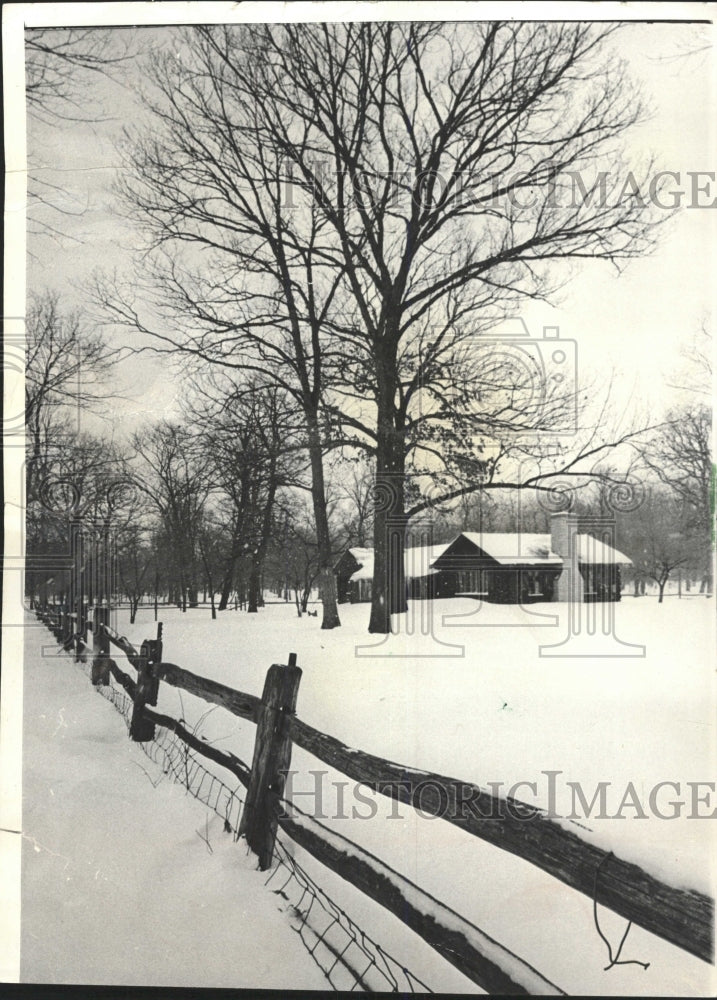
left=369, top=396, right=408, bottom=633
left=217, top=561, right=236, bottom=611
left=218, top=544, right=241, bottom=611
left=246, top=470, right=279, bottom=614
left=218, top=495, right=249, bottom=610
left=247, top=559, right=261, bottom=613
left=368, top=492, right=408, bottom=633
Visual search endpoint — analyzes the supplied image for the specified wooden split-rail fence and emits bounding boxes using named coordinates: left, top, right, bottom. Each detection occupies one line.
left=36, top=604, right=714, bottom=995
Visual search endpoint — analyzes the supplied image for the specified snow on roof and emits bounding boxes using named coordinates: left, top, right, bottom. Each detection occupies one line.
left=347, top=544, right=450, bottom=582
left=575, top=534, right=632, bottom=566
left=455, top=532, right=632, bottom=566
left=461, top=532, right=560, bottom=565
left=345, top=533, right=631, bottom=582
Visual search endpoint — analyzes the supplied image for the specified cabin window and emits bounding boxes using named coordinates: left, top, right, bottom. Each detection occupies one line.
left=457, top=569, right=487, bottom=594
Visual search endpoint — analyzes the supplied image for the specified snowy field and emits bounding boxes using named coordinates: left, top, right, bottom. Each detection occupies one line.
left=21, top=594, right=716, bottom=995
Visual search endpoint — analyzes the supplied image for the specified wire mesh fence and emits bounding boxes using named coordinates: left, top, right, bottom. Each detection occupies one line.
left=97, top=671, right=246, bottom=836
left=268, top=839, right=432, bottom=993
left=71, top=637, right=432, bottom=993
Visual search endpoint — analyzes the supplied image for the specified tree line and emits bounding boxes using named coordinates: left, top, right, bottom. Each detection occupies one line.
left=24, top=291, right=377, bottom=619
left=25, top=291, right=711, bottom=617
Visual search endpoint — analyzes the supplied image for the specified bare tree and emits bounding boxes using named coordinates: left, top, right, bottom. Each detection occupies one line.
left=190, top=376, right=308, bottom=613
left=626, top=490, right=694, bottom=603
left=269, top=501, right=324, bottom=614
left=196, top=519, right=226, bottom=620
left=25, top=290, right=115, bottom=505
left=24, top=290, right=121, bottom=609
left=131, top=422, right=211, bottom=611
left=25, top=28, right=136, bottom=242
left=638, top=405, right=712, bottom=592
left=642, top=407, right=711, bottom=529
left=25, top=430, right=135, bottom=610
left=95, top=26, right=353, bottom=628
left=98, top=22, right=666, bottom=632
left=116, top=524, right=154, bottom=624
left=333, top=456, right=376, bottom=549
left=666, top=323, right=712, bottom=398
left=26, top=28, right=128, bottom=119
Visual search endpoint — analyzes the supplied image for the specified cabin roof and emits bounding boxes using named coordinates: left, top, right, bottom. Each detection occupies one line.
left=446, top=532, right=632, bottom=566
left=345, top=543, right=451, bottom=582
left=336, top=532, right=631, bottom=585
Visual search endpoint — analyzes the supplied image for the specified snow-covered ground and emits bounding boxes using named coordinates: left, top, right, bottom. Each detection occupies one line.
left=21, top=594, right=717, bottom=994
left=20, top=620, right=331, bottom=991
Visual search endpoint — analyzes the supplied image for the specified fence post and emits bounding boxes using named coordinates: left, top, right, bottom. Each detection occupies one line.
left=91, top=606, right=111, bottom=685
left=74, top=594, right=85, bottom=661
left=61, top=608, right=73, bottom=650
left=239, top=653, right=302, bottom=870
left=129, top=627, right=163, bottom=742
left=50, top=604, right=61, bottom=640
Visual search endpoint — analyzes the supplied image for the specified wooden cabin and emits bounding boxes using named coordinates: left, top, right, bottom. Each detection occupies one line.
left=432, top=516, right=632, bottom=604
left=334, top=515, right=631, bottom=606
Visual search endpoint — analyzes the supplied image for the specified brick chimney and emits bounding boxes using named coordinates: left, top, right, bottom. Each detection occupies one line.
left=551, top=512, right=584, bottom=603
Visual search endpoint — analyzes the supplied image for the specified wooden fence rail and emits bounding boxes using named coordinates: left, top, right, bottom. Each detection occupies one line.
left=278, top=802, right=566, bottom=996
left=78, top=617, right=570, bottom=993
left=39, top=607, right=715, bottom=988
left=143, top=706, right=252, bottom=789
left=90, top=614, right=715, bottom=965
left=289, top=719, right=714, bottom=964
left=99, top=626, right=262, bottom=721
left=45, top=612, right=567, bottom=994
left=156, top=661, right=261, bottom=722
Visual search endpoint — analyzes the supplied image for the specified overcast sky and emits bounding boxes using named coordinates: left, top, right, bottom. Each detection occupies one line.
left=15, top=8, right=717, bottom=440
